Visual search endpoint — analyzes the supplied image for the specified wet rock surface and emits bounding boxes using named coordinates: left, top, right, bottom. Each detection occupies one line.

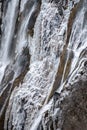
left=0, top=0, right=87, bottom=130
left=0, top=46, right=30, bottom=130
left=37, top=0, right=87, bottom=130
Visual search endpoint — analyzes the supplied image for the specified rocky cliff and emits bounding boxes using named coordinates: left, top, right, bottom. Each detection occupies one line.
left=0, top=0, right=87, bottom=130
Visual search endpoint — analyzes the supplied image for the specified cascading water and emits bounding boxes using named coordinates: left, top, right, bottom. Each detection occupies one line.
left=1, top=0, right=19, bottom=61
left=0, top=0, right=87, bottom=130
left=16, top=2, right=37, bottom=55
left=0, top=0, right=19, bottom=83
left=35, top=0, right=87, bottom=129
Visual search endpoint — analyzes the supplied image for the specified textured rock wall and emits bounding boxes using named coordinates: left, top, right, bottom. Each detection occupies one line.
left=0, top=0, right=87, bottom=130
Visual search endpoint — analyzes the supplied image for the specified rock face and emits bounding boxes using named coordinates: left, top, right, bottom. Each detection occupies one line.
left=0, top=0, right=87, bottom=130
